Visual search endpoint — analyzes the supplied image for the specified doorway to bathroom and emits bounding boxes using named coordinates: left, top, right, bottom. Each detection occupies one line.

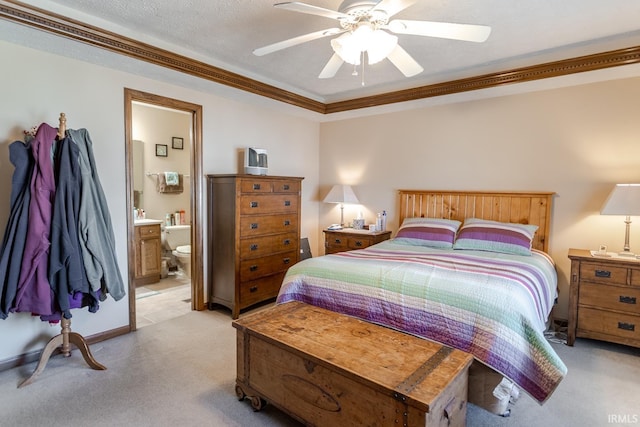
left=124, top=89, right=204, bottom=331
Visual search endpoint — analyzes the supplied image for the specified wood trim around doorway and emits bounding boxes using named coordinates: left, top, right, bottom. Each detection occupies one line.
left=124, top=88, right=205, bottom=331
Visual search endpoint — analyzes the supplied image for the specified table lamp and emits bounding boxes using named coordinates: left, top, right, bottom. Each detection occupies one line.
left=601, top=183, right=640, bottom=256
left=323, top=184, right=359, bottom=227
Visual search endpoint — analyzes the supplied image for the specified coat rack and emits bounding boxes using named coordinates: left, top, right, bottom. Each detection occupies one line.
left=19, top=317, right=106, bottom=388
left=19, top=113, right=107, bottom=388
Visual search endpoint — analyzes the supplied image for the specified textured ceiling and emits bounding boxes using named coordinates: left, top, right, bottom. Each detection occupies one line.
left=9, top=0, right=640, bottom=103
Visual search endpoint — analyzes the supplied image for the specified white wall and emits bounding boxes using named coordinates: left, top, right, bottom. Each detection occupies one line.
left=0, top=40, right=320, bottom=363
left=319, top=77, right=640, bottom=320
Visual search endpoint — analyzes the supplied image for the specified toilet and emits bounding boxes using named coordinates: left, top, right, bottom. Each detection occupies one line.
left=162, top=224, right=191, bottom=278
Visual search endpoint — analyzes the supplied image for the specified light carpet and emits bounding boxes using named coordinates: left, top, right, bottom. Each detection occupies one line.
left=0, top=307, right=638, bottom=427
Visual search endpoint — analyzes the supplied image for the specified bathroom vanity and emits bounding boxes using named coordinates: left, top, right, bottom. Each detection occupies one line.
left=133, top=220, right=162, bottom=285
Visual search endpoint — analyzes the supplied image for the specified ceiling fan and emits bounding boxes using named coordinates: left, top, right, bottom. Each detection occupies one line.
left=254, top=0, right=491, bottom=79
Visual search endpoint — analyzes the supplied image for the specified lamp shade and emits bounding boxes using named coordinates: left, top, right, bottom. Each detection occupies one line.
left=323, top=184, right=360, bottom=205
left=601, top=184, right=640, bottom=215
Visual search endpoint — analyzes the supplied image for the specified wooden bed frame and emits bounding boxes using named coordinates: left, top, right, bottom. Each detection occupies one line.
left=398, top=190, right=555, bottom=253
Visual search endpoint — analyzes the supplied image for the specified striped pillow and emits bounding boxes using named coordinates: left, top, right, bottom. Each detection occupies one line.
left=394, top=218, right=461, bottom=249
left=453, top=218, right=538, bottom=256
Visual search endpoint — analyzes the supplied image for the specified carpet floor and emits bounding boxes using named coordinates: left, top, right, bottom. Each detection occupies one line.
left=0, top=306, right=638, bottom=426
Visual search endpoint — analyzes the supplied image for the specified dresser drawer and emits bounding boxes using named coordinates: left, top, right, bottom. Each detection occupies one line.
left=578, top=307, right=640, bottom=342
left=136, top=224, right=161, bottom=238
left=324, top=230, right=392, bottom=255
left=271, top=180, right=301, bottom=194
left=326, top=236, right=373, bottom=253
left=239, top=214, right=298, bottom=238
left=241, top=179, right=275, bottom=193
left=239, top=194, right=299, bottom=215
left=579, top=282, right=640, bottom=314
left=240, top=232, right=298, bottom=259
left=240, top=179, right=301, bottom=194
left=240, top=251, right=297, bottom=281
left=239, top=272, right=286, bottom=308
left=326, top=234, right=349, bottom=252
left=347, top=236, right=373, bottom=250
left=580, top=262, right=628, bottom=285
left=631, top=269, right=640, bottom=287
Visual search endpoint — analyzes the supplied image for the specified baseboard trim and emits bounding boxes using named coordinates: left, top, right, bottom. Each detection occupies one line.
left=0, top=325, right=131, bottom=372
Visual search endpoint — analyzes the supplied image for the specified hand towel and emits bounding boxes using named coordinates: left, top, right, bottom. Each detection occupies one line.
left=164, top=171, right=179, bottom=186
left=156, top=174, right=183, bottom=194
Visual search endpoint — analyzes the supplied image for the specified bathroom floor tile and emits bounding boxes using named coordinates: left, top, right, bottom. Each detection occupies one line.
left=135, top=274, right=191, bottom=328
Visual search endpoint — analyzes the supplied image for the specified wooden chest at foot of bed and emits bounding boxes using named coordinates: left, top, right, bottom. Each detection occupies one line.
left=232, top=301, right=473, bottom=427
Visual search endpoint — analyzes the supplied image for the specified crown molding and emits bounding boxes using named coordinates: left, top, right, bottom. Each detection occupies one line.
left=2, top=0, right=640, bottom=114
left=325, top=46, right=640, bottom=113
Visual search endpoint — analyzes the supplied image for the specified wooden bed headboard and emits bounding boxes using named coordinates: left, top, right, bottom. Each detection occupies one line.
left=398, top=190, right=555, bottom=252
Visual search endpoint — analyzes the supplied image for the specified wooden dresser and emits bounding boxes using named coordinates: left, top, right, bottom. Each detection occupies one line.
left=323, top=228, right=392, bottom=254
left=568, top=248, right=640, bottom=348
left=207, top=174, right=303, bottom=319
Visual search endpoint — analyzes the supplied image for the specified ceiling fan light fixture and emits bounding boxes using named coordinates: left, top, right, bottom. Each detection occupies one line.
left=366, top=30, right=397, bottom=64
left=331, top=32, right=361, bottom=65
left=331, top=24, right=398, bottom=66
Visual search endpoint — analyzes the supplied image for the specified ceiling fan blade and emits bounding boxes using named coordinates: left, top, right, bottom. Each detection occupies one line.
left=253, top=28, right=343, bottom=56
left=387, top=19, right=491, bottom=42
left=275, top=2, right=349, bottom=20
left=370, top=0, right=417, bottom=19
left=386, top=44, right=423, bottom=77
left=318, top=53, right=344, bottom=79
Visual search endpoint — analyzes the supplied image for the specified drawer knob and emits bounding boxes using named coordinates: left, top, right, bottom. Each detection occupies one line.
left=283, top=258, right=291, bottom=264
left=334, top=238, right=342, bottom=244
left=355, top=240, right=363, bottom=247
left=284, top=220, right=290, bottom=226
left=253, top=183, right=261, bottom=190
left=250, top=244, right=258, bottom=251
left=618, top=322, right=635, bottom=332
left=250, top=201, right=258, bottom=208
left=250, top=286, right=258, bottom=293
left=250, top=223, right=258, bottom=229
left=619, top=296, right=637, bottom=305
left=283, top=184, right=290, bottom=190
left=594, top=269, right=611, bottom=278
left=284, top=200, right=291, bottom=207
left=283, top=239, right=291, bottom=245
left=250, top=265, right=258, bottom=272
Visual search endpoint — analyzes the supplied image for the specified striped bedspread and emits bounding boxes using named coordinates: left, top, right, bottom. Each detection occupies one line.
left=277, top=240, right=567, bottom=403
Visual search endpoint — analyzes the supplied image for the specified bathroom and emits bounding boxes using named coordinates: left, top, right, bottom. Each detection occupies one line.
left=131, top=101, right=193, bottom=327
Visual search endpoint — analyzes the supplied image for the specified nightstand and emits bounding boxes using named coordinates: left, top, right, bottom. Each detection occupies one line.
left=323, top=228, right=392, bottom=255
left=567, top=248, right=640, bottom=348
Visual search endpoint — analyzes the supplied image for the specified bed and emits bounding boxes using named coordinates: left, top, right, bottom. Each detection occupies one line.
left=276, top=190, right=567, bottom=410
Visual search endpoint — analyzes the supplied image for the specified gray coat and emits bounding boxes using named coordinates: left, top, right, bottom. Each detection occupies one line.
left=68, top=128, right=125, bottom=301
